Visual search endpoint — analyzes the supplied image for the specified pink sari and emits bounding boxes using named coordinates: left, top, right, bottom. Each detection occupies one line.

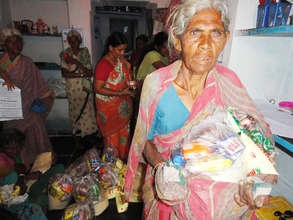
left=125, top=61, right=272, bottom=220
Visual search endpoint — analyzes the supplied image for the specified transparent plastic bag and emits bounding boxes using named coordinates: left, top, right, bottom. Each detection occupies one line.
left=102, top=145, right=119, bottom=163
left=66, top=148, right=103, bottom=178
left=0, top=184, right=28, bottom=206
left=98, top=162, right=118, bottom=190
left=155, top=161, right=188, bottom=205
left=66, top=157, right=89, bottom=179
left=48, top=174, right=73, bottom=201
left=72, top=174, right=101, bottom=203
left=171, top=108, right=246, bottom=183
left=62, top=202, right=94, bottom=220
left=83, top=148, right=103, bottom=174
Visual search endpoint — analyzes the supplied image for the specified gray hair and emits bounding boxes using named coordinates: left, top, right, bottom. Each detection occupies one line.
left=67, top=30, right=82, bottom=43
left=167, top=0, right=230, bottom=51
left=0, top=27, right=22, bottom=46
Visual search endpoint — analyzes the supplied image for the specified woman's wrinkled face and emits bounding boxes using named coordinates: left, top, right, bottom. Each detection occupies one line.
left=109, top=44, right=127, bottom=60
left=175, top=8, right=229, bottom=75
left=68, top=36, right=81, bottom=51
left=5, top=36, right=23, bottom=60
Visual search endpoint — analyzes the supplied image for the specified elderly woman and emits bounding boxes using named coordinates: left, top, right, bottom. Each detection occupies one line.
left=94, top=32, right=135, bottom=162
left=0, top=28, right=54, bottom=169
left=60, top=30, right=98, bottom=139
left=125, top=0, right=277, bottom=219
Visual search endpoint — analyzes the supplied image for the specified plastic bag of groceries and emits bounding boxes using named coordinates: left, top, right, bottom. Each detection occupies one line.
left=225, top=107, right=278, bottom=177
left=48, top=174, right=73, bottom=201
left=174, top=108, right=247, bottom=182
left=72, top=174, right=101, bottom=203
left=48, top=174, right=73, bottom=210
left=155, top=107, right=278, bottom=203
left=83, top=148, right=103, bottom=174
left=0, top=184, right=28, bottom=206
left=102, top=145, right=119, bottom=164
left=62, top=202, right=94, bottom=220
left=66, top=156, right=88, bottom=179
left=98, top=162, right=118, bottom=190
left=66, top=148, right=103, bottom=179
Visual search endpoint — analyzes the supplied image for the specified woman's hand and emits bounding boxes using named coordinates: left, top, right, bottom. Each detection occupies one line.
left=14, top=163, right=26, bottom=175
left=234, top=180, right=255, bottom=209
left=234, top=180, right=269, bottom=209
left=14, top=176, right=27, bottom=195
left=64, top=55, right=79, bottom=65
left=3, top=79, right=15, bottom=91
left=0, top=69, right=15, bottom=90
left=121, top=88, right=135, bottom=97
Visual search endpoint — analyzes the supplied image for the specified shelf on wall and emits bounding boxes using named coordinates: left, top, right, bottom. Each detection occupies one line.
left=35, top=62, right=60, bottom=70
left=238, top=25, right=293, bottom=37
left=22, top=33, right=62, bottom=37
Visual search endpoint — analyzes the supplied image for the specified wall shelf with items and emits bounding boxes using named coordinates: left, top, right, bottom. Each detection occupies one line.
left=237, top=25, right=293, bottom=37
left=35, top=62, right=60, bottom=70
left=22, top=33, right=62, bottom=38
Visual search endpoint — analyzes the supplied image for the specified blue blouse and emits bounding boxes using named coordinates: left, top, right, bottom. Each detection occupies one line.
left=147, top=84, right=190, bottom=140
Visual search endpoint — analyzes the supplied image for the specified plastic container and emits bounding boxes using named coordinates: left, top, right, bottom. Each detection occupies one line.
left=256, top=0, right=292, bottom=28
left=279, top=101, right=293, bottom=113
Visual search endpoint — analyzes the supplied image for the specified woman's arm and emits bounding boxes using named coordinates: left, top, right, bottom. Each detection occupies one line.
left=94, top=79, right=134, bottom=97
left=143, top=140, right=165, bottom=167
left=64, top=56, right=92, bottom=77
left=152, top=61, right=167, bottom=70
left=61, top=68, right=86, bottom=79
left=39, top=90, right=55, bottom=119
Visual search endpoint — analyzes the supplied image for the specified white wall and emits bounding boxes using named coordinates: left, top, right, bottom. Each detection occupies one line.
left=10, top=0, right=69, bottom=31
left=225, top=0, right=293, bottom=204
left=226, top=0, right=293, bottom=102
left=67, top=0, right=92, bottom=55
left=9, top=0, right=69, bottom=64
left=0, top=0, right=12, bottom=29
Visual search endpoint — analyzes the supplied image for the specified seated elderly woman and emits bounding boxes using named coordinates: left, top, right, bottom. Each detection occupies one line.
left=125, top=0, right=277, bottom=219
left=0, top=128, right=65, bottom=220
left=0, top=28, right=54, bottom=169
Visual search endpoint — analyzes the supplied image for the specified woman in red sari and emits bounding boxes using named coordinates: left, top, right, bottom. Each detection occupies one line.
left=94, top=32, right=135, bottom=161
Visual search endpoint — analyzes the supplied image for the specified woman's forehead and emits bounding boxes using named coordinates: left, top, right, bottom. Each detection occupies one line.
left=188, top=8, right=224, bottom=28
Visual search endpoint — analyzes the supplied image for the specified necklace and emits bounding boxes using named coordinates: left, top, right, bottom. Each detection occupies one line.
left=173, top=78, right=186, bottom=91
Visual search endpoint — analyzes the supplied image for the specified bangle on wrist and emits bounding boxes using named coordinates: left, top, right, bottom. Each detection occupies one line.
left=81, top=73, right=84, bottom=77
left=18, top=174, right=25, bottom=177
left=151, top=162, right=165, bottom=176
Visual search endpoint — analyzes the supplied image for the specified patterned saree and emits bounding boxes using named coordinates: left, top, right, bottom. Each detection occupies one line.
left=95, top=57, right=133, bottom=161
left=125, top=60, right=273, bottom=220
left=0, top=53, right=53, bottom=168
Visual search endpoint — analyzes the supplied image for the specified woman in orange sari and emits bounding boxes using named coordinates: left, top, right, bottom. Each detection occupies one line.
left=94, top=32, right=135, bottom=161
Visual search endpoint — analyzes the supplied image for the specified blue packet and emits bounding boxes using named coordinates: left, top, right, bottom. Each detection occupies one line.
left=30, top=98, right=46, bottom=112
